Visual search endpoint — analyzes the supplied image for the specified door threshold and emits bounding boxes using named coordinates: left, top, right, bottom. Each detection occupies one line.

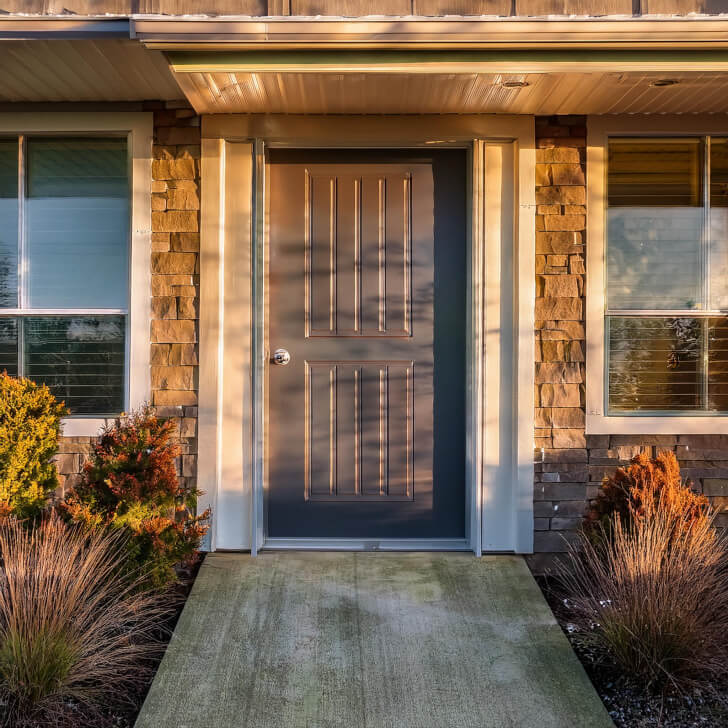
left=261, top=538, right=472, bottom=552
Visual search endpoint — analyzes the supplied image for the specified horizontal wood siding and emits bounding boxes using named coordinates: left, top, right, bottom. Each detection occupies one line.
left=2, top=0, right=728, bottom=15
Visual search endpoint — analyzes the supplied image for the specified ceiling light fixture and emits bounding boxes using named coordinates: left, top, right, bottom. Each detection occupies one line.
left=650, top=78, right=679, bottom=87
left=501, top=80, right=529, bottom=89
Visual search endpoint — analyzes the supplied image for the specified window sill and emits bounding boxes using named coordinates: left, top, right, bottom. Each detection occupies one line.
left=61, top=418, right=111, bottom=438
left=586, top=413, right=728, bottom=435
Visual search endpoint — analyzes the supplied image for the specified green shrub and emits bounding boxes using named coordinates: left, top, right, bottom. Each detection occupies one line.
left=0, top=373, right=67, bottom=520
left=61, top=405, right=209, bottom=589
left=0, top=514, right=169, bottom=727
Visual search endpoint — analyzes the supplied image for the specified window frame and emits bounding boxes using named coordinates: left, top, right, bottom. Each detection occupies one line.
left=0, top=113, right=152, bottom=436
left=587, top=115, right=728, bottom=434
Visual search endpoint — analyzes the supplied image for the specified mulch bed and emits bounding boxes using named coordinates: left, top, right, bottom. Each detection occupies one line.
left=536, top=575, right=728, bottom=728
left=111, top=555, right=204, bottom=728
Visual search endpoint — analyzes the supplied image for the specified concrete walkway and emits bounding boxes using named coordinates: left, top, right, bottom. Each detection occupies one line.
left=136, top=552, right=613, bottom=728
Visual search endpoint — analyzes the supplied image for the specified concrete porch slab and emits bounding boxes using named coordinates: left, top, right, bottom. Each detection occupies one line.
left=135, top=553, right=613, bottom=728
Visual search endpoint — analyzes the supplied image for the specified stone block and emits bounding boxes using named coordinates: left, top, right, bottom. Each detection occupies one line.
left=169, top=344, right=198, bottom=366
left=537, top=204, right=560, bottom=215
left=151, top=194, right=166, bottom=211
left=171, top=233, right=200, bottom=252
left=179, top=417, right=197, bottom=438
left=539, top=320, right=585, bottom=341
left=167, top=181, right=200, bottom=211
left=542, top=449, right=588, bottom=463
left=152, top=274, right=194, bottom=296
left=536, top=148, right=582, bottom=164
left=177, top=297, right=198, bottom=320
left=539, top=341, right=565, bottom=361
left=703, top=479, right=728, bottom=497
left=543, top=214, right=586, bottom=232
left=566, top=341, right=584, bottom=362
left=550, top=517, right=582, bottom=530
left=536, top=231, right=582, bottom=254
left=152, top=252, right=197, bottom=275
left=153, top=390, right=198, bottom=407
left=585, top=434, right=610, bottom=449
left=535, top=297, right=582, bottom=320
left=540, top=383, right=582, bottom=407
left=536, top=185, right=586, bottom=205
left=535, top=164, right=551, bottom=186
left=151, top=366, right=195, bottom=391
left=150, top=344, right=170, bottom=366
left=151, top=320, right=196, bottom=344
left=152, top=158, right=196, bottom=180
left=535, top=408, right=552, bottom=427
left=152, top=211, right=199, bottom=234
left=550, top=164, right=586, bottom=185
left=539, top=275, right=580, bottom=298
left=534, top=530, right=577, bottom=553
left=182, top=454, right=197, bottom=478
left=151, top=296, right=177, bottom=320
left=552, top=428, right=586, bottom=449
left=569, top=255, right=585, bottom=274
left=551, top=408, right=585, bottom=428
left=535, top=362, right=582, bottom=384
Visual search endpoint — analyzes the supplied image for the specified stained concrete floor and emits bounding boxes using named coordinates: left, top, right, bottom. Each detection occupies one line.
left=135, top=552, right=613, bottom=728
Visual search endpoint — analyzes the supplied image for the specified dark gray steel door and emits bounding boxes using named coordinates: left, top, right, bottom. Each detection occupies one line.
left=267, top=150, right=465, bottom=540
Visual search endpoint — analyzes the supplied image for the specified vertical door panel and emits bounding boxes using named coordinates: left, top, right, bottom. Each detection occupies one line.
left=268, top=151, right=464, bottom=539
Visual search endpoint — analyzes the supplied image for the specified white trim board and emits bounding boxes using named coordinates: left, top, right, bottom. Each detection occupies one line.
left=586, top=114, right=728, bottom=435
left=0, top=112, right=152, bottom=438
left=199, top=114, right=535, bottom=554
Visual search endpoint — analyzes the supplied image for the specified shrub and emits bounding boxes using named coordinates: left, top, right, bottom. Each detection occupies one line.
left=559, top=456, right=728, bottom=695
left=584, top=450, right=711, bottom=545
left=0, top=514, right=169, bottom=727
left=61, top=406, right=209, bottom=588
left=0, top=373, right=67, bottom=520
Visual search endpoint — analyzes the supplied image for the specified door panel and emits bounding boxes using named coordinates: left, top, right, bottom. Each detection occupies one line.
left=267, top=150, right=464, bottom=540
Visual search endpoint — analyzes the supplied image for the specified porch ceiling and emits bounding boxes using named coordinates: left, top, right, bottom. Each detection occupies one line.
left=0, top=39, right=181, bottom=103
left=171, top=68, right=728, bottom=115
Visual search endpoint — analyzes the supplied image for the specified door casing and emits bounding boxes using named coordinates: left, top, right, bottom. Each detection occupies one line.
left=198, top=114, right=536, bottom=555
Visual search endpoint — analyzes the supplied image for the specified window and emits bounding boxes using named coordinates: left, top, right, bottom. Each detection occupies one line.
left=0, top=137, right=128, bottom=416
left=587, top=118, right=728, bottom=434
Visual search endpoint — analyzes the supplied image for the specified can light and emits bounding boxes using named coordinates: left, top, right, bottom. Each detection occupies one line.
left=501, top=80, right=529, bottom=88
left=650, top=78, right=679, bottom=87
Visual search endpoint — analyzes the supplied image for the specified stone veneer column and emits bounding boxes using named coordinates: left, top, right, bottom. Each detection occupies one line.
left=529, top=115, right=588, bottom=572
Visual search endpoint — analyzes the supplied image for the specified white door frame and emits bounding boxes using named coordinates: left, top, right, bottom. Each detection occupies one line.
left=198, top=115, right=535, bottom=555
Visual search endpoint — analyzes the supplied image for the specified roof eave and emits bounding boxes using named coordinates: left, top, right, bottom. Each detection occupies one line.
left=130, top=16, right=728, bottom=51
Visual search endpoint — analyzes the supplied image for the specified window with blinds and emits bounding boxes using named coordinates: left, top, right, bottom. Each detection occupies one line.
left=606, top=137, right=728, bottom=414
left=0, top=137, right=128, bottom=415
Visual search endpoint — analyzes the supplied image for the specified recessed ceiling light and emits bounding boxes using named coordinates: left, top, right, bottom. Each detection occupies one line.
left=651, top=78, right=679, bottom=87
left=502, top=80, right=529, bottom=89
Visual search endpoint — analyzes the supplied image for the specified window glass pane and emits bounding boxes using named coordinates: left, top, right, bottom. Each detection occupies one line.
left=709, top=139, right=728, bottom=310
left=26, top=138, right=129, bottom=309
left=0, top=139, right=18, bottom=308
left=708, top=317, right=728, bottom=412
left=608, top=316, right=704, bottom=413
left=0, top=318, right=18, bottom=376
left=23, top=315, right=125, bottom=415
left=607, top=139, right=703, bottom=310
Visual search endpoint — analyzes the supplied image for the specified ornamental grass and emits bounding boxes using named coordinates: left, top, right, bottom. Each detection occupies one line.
left=558, top=451, right=728, bottom=695
left=0, top=514, right=170, bottom=727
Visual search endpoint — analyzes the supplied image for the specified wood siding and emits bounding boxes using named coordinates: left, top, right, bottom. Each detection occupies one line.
left=3, top=0, right=728, bottom=16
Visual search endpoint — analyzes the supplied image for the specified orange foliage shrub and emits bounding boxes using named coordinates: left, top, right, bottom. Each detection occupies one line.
left=584, top=450, right=711, bottom=542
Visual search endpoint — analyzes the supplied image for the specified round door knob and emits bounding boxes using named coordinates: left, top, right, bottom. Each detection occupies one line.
left=272, top=348, right=291, bottom=366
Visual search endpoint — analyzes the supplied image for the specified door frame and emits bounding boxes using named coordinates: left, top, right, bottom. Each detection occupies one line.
left=199, top=114, right=535, bottom=555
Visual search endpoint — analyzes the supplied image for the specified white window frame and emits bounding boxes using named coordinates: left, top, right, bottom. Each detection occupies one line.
left=587, top=114, right=728, bottom=435
left=0, top=113, right=152, bottom=437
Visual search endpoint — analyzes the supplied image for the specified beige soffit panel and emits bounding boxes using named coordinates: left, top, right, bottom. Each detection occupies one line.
left=132, top=17, right=728, bottom=50
left=174, top=71, right=728, bottom=114
left=0, top=39, right=182, bottom=102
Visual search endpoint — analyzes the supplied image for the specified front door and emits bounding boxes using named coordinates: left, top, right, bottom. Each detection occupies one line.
left=267, top=150, right=465, bottom=540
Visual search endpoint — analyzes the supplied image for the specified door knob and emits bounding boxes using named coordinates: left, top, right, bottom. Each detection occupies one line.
left=272, top=348, right=291, bottom=366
